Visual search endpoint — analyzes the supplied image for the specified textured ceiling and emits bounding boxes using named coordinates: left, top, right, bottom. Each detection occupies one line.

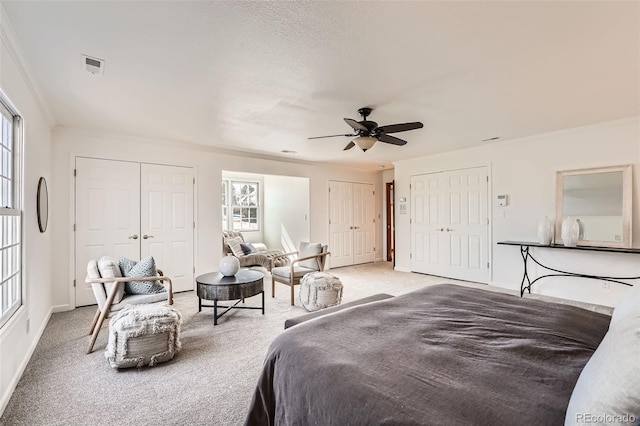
left=3, top=1, right=639, bottom=170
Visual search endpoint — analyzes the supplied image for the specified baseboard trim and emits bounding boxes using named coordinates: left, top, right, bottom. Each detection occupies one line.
left=0, top=306, right=53, bottom=417
left=394, top=266, right=411, bottom=273
left=52, top=304, right=71, bottom=313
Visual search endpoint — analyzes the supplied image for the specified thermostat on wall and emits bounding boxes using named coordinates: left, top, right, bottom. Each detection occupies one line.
left=497, top=194, right=508, bottom=207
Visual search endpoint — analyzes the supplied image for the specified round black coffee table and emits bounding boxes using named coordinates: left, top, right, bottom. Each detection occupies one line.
left=196, top=269, right=264, bottom=325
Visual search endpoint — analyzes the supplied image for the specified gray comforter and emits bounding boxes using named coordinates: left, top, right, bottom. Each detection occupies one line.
left=245, top=284, right=610, bottom=425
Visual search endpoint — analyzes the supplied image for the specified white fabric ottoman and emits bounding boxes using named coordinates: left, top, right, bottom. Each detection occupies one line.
left=299, top=272, right=343, bottom=312
left=106, top=303, right=182, bottom=368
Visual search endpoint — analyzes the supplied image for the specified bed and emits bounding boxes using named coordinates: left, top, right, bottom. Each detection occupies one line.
left=244, top=284, right=615, bottom=425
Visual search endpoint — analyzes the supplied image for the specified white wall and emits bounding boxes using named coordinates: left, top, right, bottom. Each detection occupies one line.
left=394, top=117, right=640, bottom=307
left=263, top=174, right=309, bottom=252
left=50, top=127, right=382, bottom=310
left=0, top=9, right=53, bottom=415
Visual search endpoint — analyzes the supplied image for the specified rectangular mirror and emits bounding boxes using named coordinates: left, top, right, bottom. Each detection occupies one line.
left=555, top=164, right=632, bottom=248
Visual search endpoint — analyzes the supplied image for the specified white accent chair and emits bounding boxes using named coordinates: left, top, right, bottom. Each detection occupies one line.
left=85, top=258, right=173, bottom=354
left=270, top=242, right=330, bottom=306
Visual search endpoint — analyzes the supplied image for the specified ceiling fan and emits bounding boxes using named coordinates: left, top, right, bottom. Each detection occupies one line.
left=308, top=107, right=423, bottom=152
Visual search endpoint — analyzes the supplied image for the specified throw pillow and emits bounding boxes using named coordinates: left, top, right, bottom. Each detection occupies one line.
left=98, top=256, right=125, bottom=304
left=609, top=284, right=639, bottom=329
left=240, top=243, right=256, bottom=255
left=565, top=317, right=640, bottom=424
left=226, top=236, right=245, bottom=257
left=118, top=256, right=166, bottom=295
left=298, top=242, right=323, bottom=270
left=252, top=242, right=267, bottom=252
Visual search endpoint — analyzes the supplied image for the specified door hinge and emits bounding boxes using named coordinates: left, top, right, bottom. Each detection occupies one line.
left=409, top=184, right=411, bottom=189
left=410, top=218, right=412, bottom=224
left=373, top=218, right=375, bottom=223
left=193, top=177, right=196, bottom=184
left=73, top=169, right=77, bottom=177
left=373, top=190, right=375, bottom=195
left=487, top=218, right=489, bottom=225
left=410, top=253, right=412, bottom=259
left=193, top=266, right=196, bottom=273
left=73, top=279, right=76, bottom=288
left=193, top=222, right=196, bottom=229
left=73, top=224, right=76, bottom=232
left=487, top=262, right=490, bottom=269
left=486, top=176, right=489, bottom=183
left=329, top=219, right=331, bottom=225
left=328, top=187, right=331, bottom=193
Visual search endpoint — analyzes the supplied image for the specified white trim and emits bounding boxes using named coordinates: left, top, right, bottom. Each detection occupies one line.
left=0, top=6, right=56, bottom=128
left=0, top=305, right=53, bottom=417
left=52, top=304, right=71, bottom=313
left=394, top=266, right=411, bottom=273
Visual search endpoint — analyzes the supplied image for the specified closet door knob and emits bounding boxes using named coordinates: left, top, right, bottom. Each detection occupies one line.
left=128, top=234, right=139, bottom=240
left=143, top=234, right=154, bottom=239
left=446, top=228, right=453, bottom=232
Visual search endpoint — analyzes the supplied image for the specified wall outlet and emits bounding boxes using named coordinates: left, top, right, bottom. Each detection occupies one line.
left=602, top=281, right=610, bottom=289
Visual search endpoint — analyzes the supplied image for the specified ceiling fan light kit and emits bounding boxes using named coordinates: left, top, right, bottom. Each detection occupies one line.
left=309, top=107, right=424, bottom=153
left=353, top=136, right=377, bottom=152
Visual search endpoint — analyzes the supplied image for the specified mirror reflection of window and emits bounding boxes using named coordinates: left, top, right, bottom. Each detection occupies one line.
left=556, top=165, right=632, bottom=247
left=561, top=171, right=625, bottom=243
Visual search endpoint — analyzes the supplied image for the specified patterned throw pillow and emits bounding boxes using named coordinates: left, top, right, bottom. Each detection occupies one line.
left=118, top=256, right=166, bottom=295
left=226, top=236, right=245, bottom=257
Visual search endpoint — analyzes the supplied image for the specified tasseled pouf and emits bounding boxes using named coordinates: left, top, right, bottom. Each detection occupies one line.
left=106, top=303, right=182, bottom=368
left=299, top=272, right=343, bottom=312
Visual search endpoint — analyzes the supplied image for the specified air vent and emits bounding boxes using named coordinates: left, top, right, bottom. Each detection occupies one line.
left=82, top=55, right=105, bottom=75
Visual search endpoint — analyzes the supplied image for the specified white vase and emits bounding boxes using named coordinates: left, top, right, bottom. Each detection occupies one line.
left=561, top=216, right=580, bottom=247
left=537, top=216, right=554, bottom=245
left=219, top=253, right=240, bottom=276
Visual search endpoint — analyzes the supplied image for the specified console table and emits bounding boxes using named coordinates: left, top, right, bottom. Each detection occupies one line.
left=497, top=241, right=640, bottom=296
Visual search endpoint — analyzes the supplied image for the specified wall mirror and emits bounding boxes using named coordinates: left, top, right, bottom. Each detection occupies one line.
left=555, top=165, right=632, bottom=248
left=37, top=177, right=48, bottom=233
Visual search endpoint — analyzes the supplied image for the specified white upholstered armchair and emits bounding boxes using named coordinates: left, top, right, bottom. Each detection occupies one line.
left=85, top=257, right=173, bottom=354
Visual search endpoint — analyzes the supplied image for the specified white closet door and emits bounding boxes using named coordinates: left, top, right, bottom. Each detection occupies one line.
left=141, top=164, right=194, bottom=292
left=353, top=183, right=376, bottom=265
left=329, top=181, right=354, bottom=268
left=75, top=158, right=141, bottom=307
left=411, top=167, right=489, bottom=283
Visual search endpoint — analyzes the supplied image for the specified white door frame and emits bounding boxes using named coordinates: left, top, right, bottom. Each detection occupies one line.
left=69, top=155, right=197, bottom=309
left=409, top=164, right=492, bottom=283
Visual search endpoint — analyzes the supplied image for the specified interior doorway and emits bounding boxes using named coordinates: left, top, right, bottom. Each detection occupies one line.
left=386, top=181, right=395, bottom=264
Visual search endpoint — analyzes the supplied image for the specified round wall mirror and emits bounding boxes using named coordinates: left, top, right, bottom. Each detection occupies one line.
left=37, top=177, right=48, bottom=233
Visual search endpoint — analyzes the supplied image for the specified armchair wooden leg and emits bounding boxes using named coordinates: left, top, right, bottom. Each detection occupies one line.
left=86, top=308, right=109, bottom=354
left=272, top=276, right=275, bottom=298
left=88, top=308, right=101, bottom=336
left=290, top=283, right=295, bottom=306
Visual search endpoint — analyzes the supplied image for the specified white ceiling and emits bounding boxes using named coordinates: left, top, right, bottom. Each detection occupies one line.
left=3, top=1, right=639, bottom=170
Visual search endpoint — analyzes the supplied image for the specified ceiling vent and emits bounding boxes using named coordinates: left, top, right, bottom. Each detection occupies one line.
left=82, top=55, right=105, bottom=75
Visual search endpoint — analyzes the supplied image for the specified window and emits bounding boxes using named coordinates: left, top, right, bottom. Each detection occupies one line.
left=0, top=98, right=21, bottom=329
left=221, top=180, right=260, bottom=231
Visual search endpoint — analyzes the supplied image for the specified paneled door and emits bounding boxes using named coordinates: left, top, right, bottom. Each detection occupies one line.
left=141, top=164, right=194, bottom=293
left=410, top=167, right=489, bottom=283
left=75, top=158, right=194, bottom=307
left=75, top=158, right=141, bottom=307
left=329, top=181, right=375, bottom=268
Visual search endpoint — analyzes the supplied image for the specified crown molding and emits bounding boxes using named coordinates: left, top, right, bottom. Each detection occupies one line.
left=0, top=6, right=57, bottom=128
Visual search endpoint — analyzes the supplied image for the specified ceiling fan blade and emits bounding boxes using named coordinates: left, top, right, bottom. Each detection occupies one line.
left=377, top=122, right=423, bottom=134
left=308, top=133, right=354, bottom=139
left=344, top=118, right=367, bottom=131
left=378, top=134, right=408, bottom=146
left=343, top=141, right=356, bottom=151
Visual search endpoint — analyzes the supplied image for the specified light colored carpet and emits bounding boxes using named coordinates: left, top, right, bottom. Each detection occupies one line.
left=0, top=262, right=611, bottom=426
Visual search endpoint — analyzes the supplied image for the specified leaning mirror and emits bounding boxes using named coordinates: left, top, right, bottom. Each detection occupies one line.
left=37, top=177, right=48, bottom=233
left=555, top=165, right=632, bottom=248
